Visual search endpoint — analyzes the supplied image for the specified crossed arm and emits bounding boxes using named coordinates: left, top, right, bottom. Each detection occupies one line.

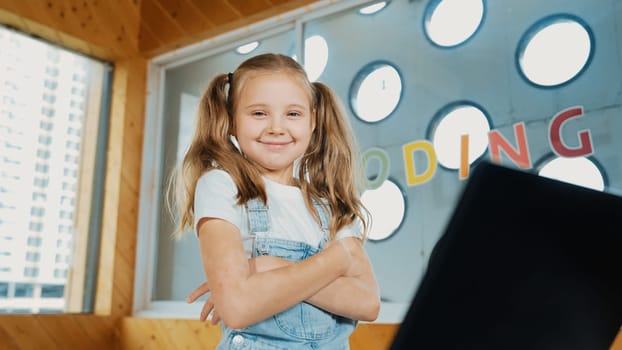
left=189, top=217, right=380, bottom=329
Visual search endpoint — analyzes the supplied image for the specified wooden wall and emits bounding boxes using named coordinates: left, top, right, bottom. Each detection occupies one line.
left=0, top=1, right=620, bottom=349
left=138, top=0, right=319, bottom=57
left=0, top=0, right=147, bottom=347
left=119, top=319, right=399, bottom=349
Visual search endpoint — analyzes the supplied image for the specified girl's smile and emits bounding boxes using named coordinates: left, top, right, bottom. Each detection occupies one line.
left=233, top=72, right=315, bottom=184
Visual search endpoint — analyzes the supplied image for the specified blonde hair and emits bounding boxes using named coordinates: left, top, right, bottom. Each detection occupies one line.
left=170, top=53, right=369, bottom=240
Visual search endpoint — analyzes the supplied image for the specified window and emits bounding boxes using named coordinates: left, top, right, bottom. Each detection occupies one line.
left=68, top=113, right=81, bottom=123
left=43, top=80, right=58, bottom=90
left=45, top=66, right=59, bottom=77
left=67, top=126, right=81, bottom=137
left=41, top=284, right=64, bottom=298
left=517, top=15, right=593, bottom=88
left=62, top=182, right=75, bottom=191
left=59, top=210, right=73, bottom=220
left=29, top=222, right=43, bottom=232
left=291, top=35, right=329, bottom=82
left=14, top=283, right=33, bottom=297
left=55, top=254, right=69, bottom=263
left=33, top=177, right=49, bottom=188
left=41, top=107, right=55, bottom=117
left=427, top=101, right=491, bottom=170
left=69, top=100, right=84, bottom=111
left=24, top=267, right=39, bottom=277
left=536, top=155, right=606, bottom=191
left=71, top=87, right=85, bottom=96
left=36, top=149, right=51, bottom=159
left=35, top=163, right=49, bottom=173
left=0, top=25, right=112, bottom=314
left=65, top=141, right=80, bottom=151
left=39, top=121, right=54, bottom=131
left=60, top=196, right=75, bottom=206
left=31, top=206, right=46, bottom=217
left=38, top=135, right=52, bottom=145
left=424, top=0, right=485, bottom=48
left=32, top=192, right=47, bottom=201
left=25, top=252, right=41, bottom=262
left=361, top=178, right=406, bottom=241
left=26, top=237, right=42, bottom=247
left=350, top=61, right=402, bottom=123
left=54, top=269, right=67, bottom=279
left=42, top=93, right=56, bottom=104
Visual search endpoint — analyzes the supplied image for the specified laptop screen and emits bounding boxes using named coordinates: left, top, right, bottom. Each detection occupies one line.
left=390, top=161, right=622, bottom=350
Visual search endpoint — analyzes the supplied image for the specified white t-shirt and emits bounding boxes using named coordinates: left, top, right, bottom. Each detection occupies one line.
left=193, top=169, right=361, bottom=247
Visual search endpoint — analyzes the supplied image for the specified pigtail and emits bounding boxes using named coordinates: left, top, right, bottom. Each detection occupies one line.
left=169, top=73, right=265, bottom=239
left=299, top=82, right=369, bottom=240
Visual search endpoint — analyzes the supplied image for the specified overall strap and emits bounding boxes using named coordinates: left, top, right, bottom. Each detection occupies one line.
left=245, top=198, right=270, bottom=256
left=246, top=198, right=270, bottom=235
left=312, top=199, right=331, bottom=241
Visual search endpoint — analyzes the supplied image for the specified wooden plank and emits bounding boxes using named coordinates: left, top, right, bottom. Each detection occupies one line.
left=350, top=323, right=399, bottom=350
left=155, top=0, right=214, bottom=35
left=612, top=330, right=622, bottom=350
left=96, top=56, right=147, bottom=317
left=120, top=317, right=222, bottom=349
left=138, top=21, right=165, bottom=54
left=119, top=318, right=397, bottom=350
left=79, top=0, right=138, bottom=56
left=0, top=315, right=58, bottom=349
left=0, top=0, right=138, bottom=59
left=181, top=0, right=217, bottom=27
left=0, top=315, right=117, bottom=349
left=227, top=0, right=272, bottom=17
left=139, top=0, right=186, bottom=45
left=50, top=0, right=84, bottom=41
left=187, top=0, right=242, bottom=26
left=0, top=323, right=20, bottom=350
left=138, top=0, right=318, bottom=57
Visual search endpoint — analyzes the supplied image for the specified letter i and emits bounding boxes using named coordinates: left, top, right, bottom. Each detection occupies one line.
left=460, top=134, right=469, bottom=179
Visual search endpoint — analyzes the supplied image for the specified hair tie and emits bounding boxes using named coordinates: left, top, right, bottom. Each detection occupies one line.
left=227, top=72, right=233, bottom=85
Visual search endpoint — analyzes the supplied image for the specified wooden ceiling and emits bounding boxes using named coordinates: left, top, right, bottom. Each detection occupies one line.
left=0, top=0, right=319, bottom=60
left=139, top=0, right=319, bottom=57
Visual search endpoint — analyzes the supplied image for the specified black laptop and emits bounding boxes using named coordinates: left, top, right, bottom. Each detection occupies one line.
left=390, top=161, right=622, bottom=350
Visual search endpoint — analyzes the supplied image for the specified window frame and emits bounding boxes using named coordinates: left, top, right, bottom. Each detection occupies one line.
left=0, top=25, right=112, bottom=314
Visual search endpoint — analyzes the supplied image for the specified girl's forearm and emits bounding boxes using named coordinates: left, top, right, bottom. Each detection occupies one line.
left=306, top=275, right=380, bottom=321
left=215, top=241, right=350, bottom=329
left=254, top=255, right=380, bottom=321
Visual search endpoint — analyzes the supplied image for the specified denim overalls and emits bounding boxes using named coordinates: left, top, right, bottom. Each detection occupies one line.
left=217, top=198, right=357, bottom=350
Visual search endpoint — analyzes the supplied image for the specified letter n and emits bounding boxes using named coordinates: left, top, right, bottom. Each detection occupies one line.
left=488, top=122, right=532, bottom=169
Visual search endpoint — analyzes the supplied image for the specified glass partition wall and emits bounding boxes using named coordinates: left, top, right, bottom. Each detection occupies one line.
left=135, top=0, right=622, bottom=321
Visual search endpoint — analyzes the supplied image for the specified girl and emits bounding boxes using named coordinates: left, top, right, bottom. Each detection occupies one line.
left=172, top=53, right=380, bottom=349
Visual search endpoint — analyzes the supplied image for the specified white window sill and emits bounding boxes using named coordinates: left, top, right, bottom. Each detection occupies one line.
left=133, top=301, right=407, bottom=324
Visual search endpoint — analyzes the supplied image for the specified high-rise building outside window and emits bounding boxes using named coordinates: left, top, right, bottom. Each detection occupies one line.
left=0, top=25, right=111, bottom=314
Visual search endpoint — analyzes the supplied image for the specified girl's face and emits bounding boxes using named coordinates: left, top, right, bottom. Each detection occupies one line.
left=233, top=71, right=315, bottom=185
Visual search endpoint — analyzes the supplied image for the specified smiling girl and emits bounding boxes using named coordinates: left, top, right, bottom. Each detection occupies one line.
left=171, top=53, right=379, bottom=349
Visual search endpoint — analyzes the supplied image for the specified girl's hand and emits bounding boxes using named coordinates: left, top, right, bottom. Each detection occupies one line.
left=186, top=281, right=210, bottom=305
left=330, top=237, right=365, bottom=277
left=186, top=281, right=220, bottom=324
